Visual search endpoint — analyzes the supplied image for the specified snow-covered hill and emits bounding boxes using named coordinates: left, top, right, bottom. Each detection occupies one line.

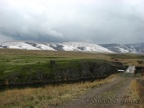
left=0, top=41, right=113, bottom=53
left=1, top=41, right=144, bottom=54
left=100, top=44, right=136, bottom=53
left=100, top=42, right=144, bottom=54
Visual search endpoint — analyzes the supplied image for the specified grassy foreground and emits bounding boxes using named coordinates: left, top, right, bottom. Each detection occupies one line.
left=0, top=74, right=118, bottom=108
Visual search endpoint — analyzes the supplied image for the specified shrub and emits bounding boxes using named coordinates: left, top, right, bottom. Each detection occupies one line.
left=137, top=60, right=144, bottom=64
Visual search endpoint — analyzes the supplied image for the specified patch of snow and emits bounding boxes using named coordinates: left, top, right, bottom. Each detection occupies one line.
left=34, top=43, right=56, bottom=51
left=117, top=47, right=129, bottom=53
left=60, top=42, right=114, bottom=53
left=1, top=41, right=39, bottom=50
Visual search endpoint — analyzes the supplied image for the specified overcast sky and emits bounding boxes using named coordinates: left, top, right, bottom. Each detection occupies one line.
left=0, top=0, right=144, bottom=44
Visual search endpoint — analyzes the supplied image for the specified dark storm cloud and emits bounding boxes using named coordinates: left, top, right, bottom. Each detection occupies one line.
left=0, top=27, right=65, bottom=42
left=0, top=0, right=144, bottom=43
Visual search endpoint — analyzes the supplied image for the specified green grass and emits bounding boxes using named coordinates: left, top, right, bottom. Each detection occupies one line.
left=0, top=49, right=144, bottom=85
left=0, top=49, right=110, bottom=84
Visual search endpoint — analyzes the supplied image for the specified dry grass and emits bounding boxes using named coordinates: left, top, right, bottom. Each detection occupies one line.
left=0, top=74, right=118, bottom=108
left=130, top=79, right=144, bottom=99
left=0, top=49, right=110, bottom=60
left=1, top=49, right=144, bottom=67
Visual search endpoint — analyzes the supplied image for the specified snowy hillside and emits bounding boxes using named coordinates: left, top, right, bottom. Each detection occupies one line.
left=100, top=42, right=144, bottom=54
left=1, top=41, right=144, bottom=54
left=50, top=42, right=113, bottom=53
left=0, top=41, right=40, bottom=50
left=100, top=44, right=136, bottom=53
left=0, top=41, right=113, bottom=53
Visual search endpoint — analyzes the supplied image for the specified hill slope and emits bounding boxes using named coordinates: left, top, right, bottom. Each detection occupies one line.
left=100, top=42, right=144, bottom=54
left=1, top=41, right=144, bottom=54
left=0, top=41, right=113, bottom=53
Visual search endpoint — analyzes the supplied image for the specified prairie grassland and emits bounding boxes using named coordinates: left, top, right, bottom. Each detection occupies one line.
left=0, top=74, right=118, bottom=108
left=0, top=49, right=110, bottom=59
left=0, top=49, right=144, bottom=67
left=0, top=49, right=112, bottom=84
left=109, top=54, right=144, bottom=66
left=0, top=49, right=110, bottom=69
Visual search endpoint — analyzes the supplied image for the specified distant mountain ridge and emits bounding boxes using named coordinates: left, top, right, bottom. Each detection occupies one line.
left=0, top=41, right=144, bottom=54
left=0, top=41, right=113, bottom=53
left=100, top=42, right=144, bottom=54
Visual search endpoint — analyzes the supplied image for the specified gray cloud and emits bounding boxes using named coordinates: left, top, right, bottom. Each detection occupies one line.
left=0, top=0, right=144, bottom=44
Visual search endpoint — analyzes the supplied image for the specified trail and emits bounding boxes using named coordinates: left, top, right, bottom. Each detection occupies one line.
left=54, top=66, right=141, bottom=108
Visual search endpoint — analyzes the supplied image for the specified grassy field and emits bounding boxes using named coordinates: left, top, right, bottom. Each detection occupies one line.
left=0, top=49, right=113, bottom=84
left=0, top=49, right=110, bottom=84
left=0, top=49, right=144, bottom=84
left=0, top=49, right=109, bottom=73
left=0, top=49, right=144, bottom=67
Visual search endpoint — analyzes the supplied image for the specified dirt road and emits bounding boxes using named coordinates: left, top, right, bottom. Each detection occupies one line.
left=54, top=67, right=142, bottom=108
